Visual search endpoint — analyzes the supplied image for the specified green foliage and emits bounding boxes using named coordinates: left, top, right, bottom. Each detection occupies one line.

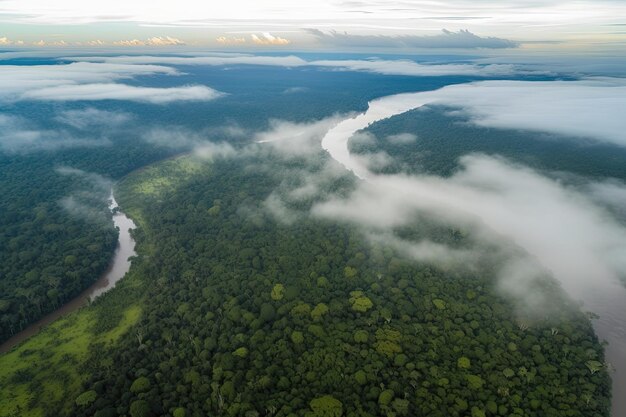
left=317, top=276, right=329, bottom=288
left=130, top=377, right=151, bottom=394
left=130, top=400, right=151, bottom=417
left=173, top=408, right=186, bottom=417
left=291, top=331, right=304, bottom=344
left=353, top=330, right=368, bottom=343
left=233, top=347, right=249, bottom=358
left=457, top=357, right=471, bottom=369
left=466, top=374, right=485, bottom=390
left=343, top=266, right=357, bottom=279
left=308, top=395, right=343, bottom=417
left=20, top=153, right=607, bottom=417
left=349, top=291, right=373, bottom=313
left=432, top=298, right=446, bottom=310
left=75, top=390, right=97, bottom=407
left=354, top=370, right=367, bottom=385
left=271, top=283, right=285, bottom=301
left=311, top=303, right=329, bottom=321
left=378, top=389, right=394, bottom=406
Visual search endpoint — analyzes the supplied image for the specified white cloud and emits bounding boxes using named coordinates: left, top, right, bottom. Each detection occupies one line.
left=69, top=54, right=527, bottom=77
left=23, top=83, right=223, bottom=103
left=69, top=54, right=308, bottom=67
left=0, top=36, right=22, bottom=45
left=387, top=133, right=417, bottom=144
left=0, top=61, right=177, bottom=99
left=0, top=114, right=111, bottom=152
left=113, top=39, right=145, bottom=46
left=313, top=83, right=626, bottom=317
left=312, top=154, right=626, bottom=304
left=146, top=36, right=185, bottom=46
left=216, top=36, right=246, bottom=45
left=55, top=108, right=132, bottom=129
left=112, top=36, right=185, bottom=46
left=0, top=61, right=224, bottom=103
left=310, top=59, right=520, bottom=77
left=425, top=78, right=626, bottom=146
left=254, top=117, right=345, bottom=157
left=307, top=28, right=519, bottom=49
left=251, top=32, right=290, bottom=45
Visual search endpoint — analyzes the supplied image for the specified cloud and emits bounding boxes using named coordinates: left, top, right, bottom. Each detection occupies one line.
left=0, top=36, right=24, bottom=45
left=31, top=39, right=69, bottom=46
left=0, top=61, right=177, bottom=99
left=22, top=83, right=224, bottom=103
left=386, top=133, right=417, bottom=144
left=69, top=54, right=308, bottom=68
left=310, top=59, right=520, bottom=77
left=216, top=36, right=246, bottom=45
left=312, top=154, right=626, bottom=307
left=321, top=79, right=626, bottom=177
left=70, top=54, right=526, bottom=77
left=250, top=32, right=291, bottom=45
left=254, top=116, right=345, bottom=157
left=113, top=39, right=145, bottom=46
left=282, top=86, right=309, bottom=94
left=143, top=124, right=247, bottom=150
left=146, top=36, right=185, bottom=46
left=306, top=28, right=519, bottom=49
left=0, top=114, right=111, bottom=153
left=56, top=167, right=113, bottom=224
left=55, top=108, right=132, bottom=129
left=425, top=78, right=626, bottom=146
left=0, top=61, right=223, bottom=103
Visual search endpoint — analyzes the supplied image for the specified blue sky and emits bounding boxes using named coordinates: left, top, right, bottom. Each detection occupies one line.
left=0, top=0, right=625, bottom=51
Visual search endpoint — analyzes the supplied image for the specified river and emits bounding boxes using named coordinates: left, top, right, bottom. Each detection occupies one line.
left=321, top=92, right=626, bottom=417
left=0, top=191, right=136, bottom=354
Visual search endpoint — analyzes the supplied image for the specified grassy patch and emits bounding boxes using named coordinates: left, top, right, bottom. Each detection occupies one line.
left=0, top=285, right=142, bottom=417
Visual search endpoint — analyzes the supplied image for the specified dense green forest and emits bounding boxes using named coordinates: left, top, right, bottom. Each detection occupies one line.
left=0, top=143, right=176, bottom=344
left=27, top=146, right=605, bottom=417
left=0, top=62, right=616, bottom=416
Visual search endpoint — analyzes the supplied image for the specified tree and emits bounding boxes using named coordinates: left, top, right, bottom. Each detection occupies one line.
left=130, top=376, right=151, bottom=394
left=308, top=395, right=343, bottom=417
left=457, top=357, right=471, bottom=369
left=311, top=303, right=329, bottom=321
left=291, top=331, right=304, bottom=344
left=233, top=347, right=249, bottom=358
left=130, top=400, right=151, bottom=417
left=378, top=389, right=394, bottom=406
left=75, top=390, right=97, bottom=407
left=349, top=291, right=373, bottom=313
left=271, top=284, right=285, bottom=301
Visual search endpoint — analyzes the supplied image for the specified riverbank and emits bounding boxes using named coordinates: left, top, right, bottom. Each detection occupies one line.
left=0, top=191, right=136, bottom=355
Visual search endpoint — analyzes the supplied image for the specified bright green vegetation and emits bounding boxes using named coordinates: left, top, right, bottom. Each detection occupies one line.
left=44, top=150, right=608, bottom=417
left=0, top=297, right=141, bottom=417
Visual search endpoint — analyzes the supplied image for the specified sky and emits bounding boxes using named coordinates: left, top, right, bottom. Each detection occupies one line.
left=0, top=0, right=625, bottom=51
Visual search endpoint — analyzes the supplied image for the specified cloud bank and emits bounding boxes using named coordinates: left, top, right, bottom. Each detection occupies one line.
left=70, top=53, right=526, bottom=78
left=0, top=61, right=223, bottom=103
left=23, top=83, right=223, bottom=103
left=426, top=78, right=626, bottom=146
left=307, top=28, right=519, bottom=49
left=0, top=114, right=110, bottom=153
left=313, top=154, right=626, bottom=307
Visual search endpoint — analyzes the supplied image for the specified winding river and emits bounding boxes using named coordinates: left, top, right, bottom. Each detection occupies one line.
left=321, top=93, right=626, bottom=417
left=0, top=191, right=136, bottom=354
